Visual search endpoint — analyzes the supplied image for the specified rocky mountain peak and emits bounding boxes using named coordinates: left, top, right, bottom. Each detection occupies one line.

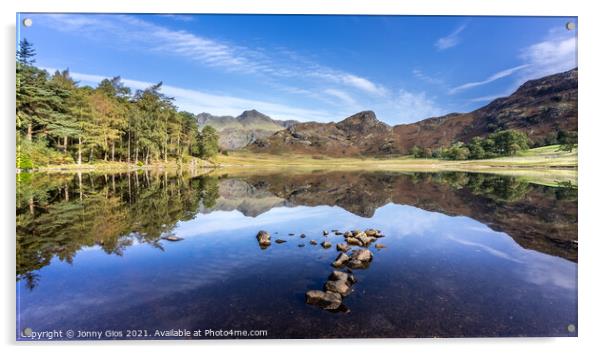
left=335, top=110, right=390, bottom=134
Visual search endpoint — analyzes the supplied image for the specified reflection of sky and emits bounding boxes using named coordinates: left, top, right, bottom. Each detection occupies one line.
left=17, top=202, right=577, bottom=334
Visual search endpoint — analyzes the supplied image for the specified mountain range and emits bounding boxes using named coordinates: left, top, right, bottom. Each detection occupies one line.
left=197, top=109, right=297, bottom=150
left=245, top=68, right=577, bottom=156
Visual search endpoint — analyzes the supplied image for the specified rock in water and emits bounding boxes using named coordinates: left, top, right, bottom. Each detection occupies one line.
left=323, top=230, right=329, bottom=236
left=305, top=290, right=342, bottom=310
left=346, top=237, right=362, bottom=246
left=324, top=279, right=352, bottom=296
left=310, top=240, right=318, bottom=245
left=329, top=270, right=356, bottom=284
left=331, top=252, right=350, bottom=267
left=300, top=234, right=306, bottom=238
left=375, top=243, right=386, bottom=249
left=256, top=230, right=271, bottom=247
left=162, top=235, right=183, bottom=242
left=344, top=231, right=353, bottom=238
left=365, top=229, right=378, bottom=237
left=352, top=249, right=373, bottom=262
left=298, top=243, right=305, bottom=247
left=275, top=239, right=287, bottom=244
left=321, top=241, right=332, bottom=249
left=336, top=243, right=350, bottom=252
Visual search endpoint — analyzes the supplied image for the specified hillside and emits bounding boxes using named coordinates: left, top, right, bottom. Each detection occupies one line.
left=197, top=109, right=298, bottom=150
left=248, top=68, right=578, bottom=156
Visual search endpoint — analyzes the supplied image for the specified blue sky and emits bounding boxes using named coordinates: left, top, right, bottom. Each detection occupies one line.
left=17, top=14, right=577, bottom=124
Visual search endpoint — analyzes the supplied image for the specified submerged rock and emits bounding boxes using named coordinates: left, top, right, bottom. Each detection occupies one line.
left=300, top=234, right=306, bottom=238
left=310, top=240, right=318, bottom=245
left=289, top=233, right=295, bottom=236
left=256, top=230, right=271, bottom=247
left=306, top=290, right=342, bottom=310
left=331, top=252, right=350, bottom=268
left=375, top=243, right=386, bottom=249
left=298, top=243, right=305, bottom=247
left=275, top=239, right=287, bottom=244
left=321, top=241, right=332, bottom=249
left=335, top=231, right=343, bottom=235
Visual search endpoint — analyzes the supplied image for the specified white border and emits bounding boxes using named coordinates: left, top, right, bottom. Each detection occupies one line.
left=2, top=1, right=600, bottom=353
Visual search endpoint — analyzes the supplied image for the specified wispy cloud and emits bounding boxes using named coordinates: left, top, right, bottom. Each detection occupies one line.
left=435, top=24, right=466, bottom=51
left=37, top=14, right=387, bottom=97
left=518, top=32, right=577, bottom=82
left=395, top=89, right=445, bottom=121
left=449, top=64, right=530, bottom=94
left=323, top=88, right=357, bottom=106
left=58, top=69, right=336, bottom=122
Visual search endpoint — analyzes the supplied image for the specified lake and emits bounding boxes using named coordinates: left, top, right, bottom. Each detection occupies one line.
left=16, top=169, right=578, bottom=339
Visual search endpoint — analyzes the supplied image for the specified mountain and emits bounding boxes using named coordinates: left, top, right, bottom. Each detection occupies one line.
left=198, top=171, right=577, bottom=262
left=249, top=68, right=578, bottom=156
left=197, top=110, right=299, bottom=150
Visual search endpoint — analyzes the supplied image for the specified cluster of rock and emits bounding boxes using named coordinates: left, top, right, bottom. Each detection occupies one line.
left=304, top=228, right=387, bottom=312
left=255, top=228, right=386, bottom=311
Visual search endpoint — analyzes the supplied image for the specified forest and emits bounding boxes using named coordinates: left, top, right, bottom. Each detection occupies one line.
left=16, top=39, right=218, bottom=169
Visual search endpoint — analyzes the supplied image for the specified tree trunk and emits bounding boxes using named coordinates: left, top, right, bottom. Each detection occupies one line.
left=27, top=123, right=32, bottom=141
left=77, top=137, right=82, bottom=165
left=63, top=136, right=68, bottom=153
left=127, top=133, right=131, bottom=164
left=111, top=141, right=115, bottom=162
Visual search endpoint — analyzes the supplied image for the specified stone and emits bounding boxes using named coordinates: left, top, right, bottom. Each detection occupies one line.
left=357, top=233, right=373, bottom=246
left=275, top=239, right=287, bottom=244
left=352, top=230, right=361, bottom=236
left=324, top=279, right=352, bottom=296
left=347, top=259, right=364, bottom=269
left=344, top=231, right=353, bottom=238
left=335, top=231, right=343, bottom=235
left=329, top=270, right=356, bottom=284
left=336, top=243, right=350, bottom=252
left=256, top=230, right=271, bottom=247
left=352, top=249, right=373, bottom=262
left=323, top=230, right=329, bottom=236
left=310, top=240, right=318, bottom=245
left=298, top=243, right=305, bottom=247
left=375, top=243, right=386, bottom=249
left=321, top=241, right=332, bottom=249
left=365, top=229, right=379, bottom=237
left=345, top=237, right=362, bottom=246
left=288, top=233, right=295, bottom=236
left=331, top=252, right=350, bottom=267
left=305, top=290, right=342, bottom=310
left=162, top=235, right=183, bottom=242
left=300, top=234, right=306, bottom=238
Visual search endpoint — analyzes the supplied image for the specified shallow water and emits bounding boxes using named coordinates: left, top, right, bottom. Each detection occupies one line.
left=16, top=170, right=578, bottom=339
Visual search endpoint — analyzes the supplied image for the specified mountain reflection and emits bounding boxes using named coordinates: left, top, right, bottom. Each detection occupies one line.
left=17, top=170, right=577, bottom=289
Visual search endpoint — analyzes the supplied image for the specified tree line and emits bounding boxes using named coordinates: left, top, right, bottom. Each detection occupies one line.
left=16, top=39, right=219, bottom=168
left=410, top=128, right=577, bottom=160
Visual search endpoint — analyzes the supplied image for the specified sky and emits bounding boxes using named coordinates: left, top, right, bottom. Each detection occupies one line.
left=17, top=14, right=577, bottom=125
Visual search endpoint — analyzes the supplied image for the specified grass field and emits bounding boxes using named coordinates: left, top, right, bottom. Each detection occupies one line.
left=215, top=145, right=577, bottom=186
left=26, top=145, right=577, bottom=186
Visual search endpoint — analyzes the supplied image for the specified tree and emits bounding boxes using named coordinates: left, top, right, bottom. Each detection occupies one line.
left=17, top=38, right=36, bottom=66
left=199, top=125, right=219, bottom=159
left=488, top=130, right=530, bottom=156
left=557, top=130, right=577, bottom=152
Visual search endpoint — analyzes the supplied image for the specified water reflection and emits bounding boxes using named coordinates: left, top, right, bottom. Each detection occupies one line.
left=17, top=170, right=579, bottom=337
left=16, top=170, right=578, bottom=291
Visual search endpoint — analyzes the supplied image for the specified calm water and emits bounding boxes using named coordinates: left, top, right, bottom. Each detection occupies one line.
left=16, top=170, right=578, bottom=339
